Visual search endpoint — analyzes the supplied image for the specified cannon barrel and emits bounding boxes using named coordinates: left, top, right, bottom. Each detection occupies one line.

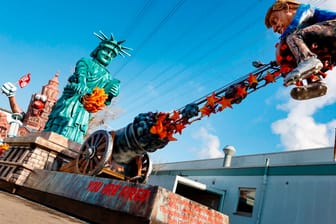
left=112, top=112, right=169, bottom=164
left=73, top=111, right=170, bottom=180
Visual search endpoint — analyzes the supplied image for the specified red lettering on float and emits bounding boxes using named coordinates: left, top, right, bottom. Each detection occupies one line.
left=87, top=181, right=103, bottom=192
left=101, top=183, right=121, bottom=196
left=133, top=188, right=151, bottom=202
left=118, top=186, right=137, bottom=200
left=86, top=181, right=151, bottom=202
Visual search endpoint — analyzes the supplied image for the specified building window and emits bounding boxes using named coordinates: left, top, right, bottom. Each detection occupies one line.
left=175, top=182, right=223, bottom=211
left=235, top=187, right=256, bottom=216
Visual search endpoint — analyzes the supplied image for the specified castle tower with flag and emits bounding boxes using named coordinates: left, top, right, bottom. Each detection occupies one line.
left=19, top=73, right=60, bottom=134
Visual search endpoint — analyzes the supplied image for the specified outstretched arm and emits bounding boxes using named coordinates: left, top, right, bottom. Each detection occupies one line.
left=1, top=82, right=24, bottom=114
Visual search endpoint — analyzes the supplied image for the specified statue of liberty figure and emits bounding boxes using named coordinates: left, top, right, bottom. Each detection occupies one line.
left=44, top=31, right=131, bottom=143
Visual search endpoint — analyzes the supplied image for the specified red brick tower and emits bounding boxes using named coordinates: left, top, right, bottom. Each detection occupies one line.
left=20, top=73, right=60, bottom=134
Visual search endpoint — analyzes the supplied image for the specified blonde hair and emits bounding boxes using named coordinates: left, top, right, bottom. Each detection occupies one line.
left=265, top=0, right=301, bottom=28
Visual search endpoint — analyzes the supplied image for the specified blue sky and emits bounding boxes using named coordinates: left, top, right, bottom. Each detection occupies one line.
left=1, top=0, right=336, bottom=163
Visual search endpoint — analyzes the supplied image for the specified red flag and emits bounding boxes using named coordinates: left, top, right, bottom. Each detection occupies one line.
left=18, top=73, right=31, bottom=88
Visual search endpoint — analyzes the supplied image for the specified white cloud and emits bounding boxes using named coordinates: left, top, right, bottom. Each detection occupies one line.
left=272, top=70, right=336, bottom=150
left=316, top=0, right=336, bottom=10
left=191, top=127, right=224, bottom=159
left=302, top=0, right=336, bottom=10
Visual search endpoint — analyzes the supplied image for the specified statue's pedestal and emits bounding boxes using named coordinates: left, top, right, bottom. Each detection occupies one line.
left=0, top=132, right=80, bottom=185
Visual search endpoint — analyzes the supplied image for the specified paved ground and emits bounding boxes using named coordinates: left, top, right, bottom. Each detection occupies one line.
left=0, top=190, right=86, bottom=224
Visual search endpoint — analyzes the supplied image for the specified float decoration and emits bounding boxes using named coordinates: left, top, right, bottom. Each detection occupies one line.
left=43, top=31, right=131, bottom=143
left=0, top=143, right=10, bottom=157
left=149, top=61, right=281, bottom=140
left=82, top=87, right=109, bottom=113
left=18, top=73, right=31, bottom=88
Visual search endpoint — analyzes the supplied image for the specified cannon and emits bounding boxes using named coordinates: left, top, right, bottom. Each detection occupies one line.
left=60, top=112, right=169, bottom=184
left=59, top=61, right=281, bottom=183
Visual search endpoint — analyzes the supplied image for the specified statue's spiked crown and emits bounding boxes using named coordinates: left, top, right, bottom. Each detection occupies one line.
left=91, top=31, right=132, bottom=58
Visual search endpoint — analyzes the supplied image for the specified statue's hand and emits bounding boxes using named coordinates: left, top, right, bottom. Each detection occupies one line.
left=1, top=82, right=17, bottom=97
left=104, top=79, right=120, bottom=98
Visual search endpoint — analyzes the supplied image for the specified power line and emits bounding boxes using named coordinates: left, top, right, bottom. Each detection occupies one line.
left=123, top=16, right=263, bottom=113
left=147, top=0, right=258, bottom=85
left=120, top=1, right=260, bottom=111
left=114, top=0, right=187, bottom=77
left=121, top=0, right=224, bottom=87
left=120, top=0, right=155, bottom=39
left=165, top=26, right=268, bottom=107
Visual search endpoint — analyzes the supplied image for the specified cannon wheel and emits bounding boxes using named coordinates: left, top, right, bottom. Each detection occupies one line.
left=131, top=153, right=152, bottom=183
left=141, top=153, right=152, bottom=181
left=75, top=130, right=113, bottom=176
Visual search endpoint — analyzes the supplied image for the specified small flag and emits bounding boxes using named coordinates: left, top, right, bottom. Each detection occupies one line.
left=18, top=73, right=31, bottom=88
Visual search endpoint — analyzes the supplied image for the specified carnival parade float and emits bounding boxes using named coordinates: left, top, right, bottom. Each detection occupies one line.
left=0, top=28, right=334, bottom=223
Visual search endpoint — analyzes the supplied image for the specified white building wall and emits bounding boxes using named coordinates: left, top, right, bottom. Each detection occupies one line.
left=152, top=147, right=336, bottom=224
left=260, top=175, right=336, bottom=224
left=186, top=175, right=263, bottom=224
left=182, top=174, right=336, bottom=224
